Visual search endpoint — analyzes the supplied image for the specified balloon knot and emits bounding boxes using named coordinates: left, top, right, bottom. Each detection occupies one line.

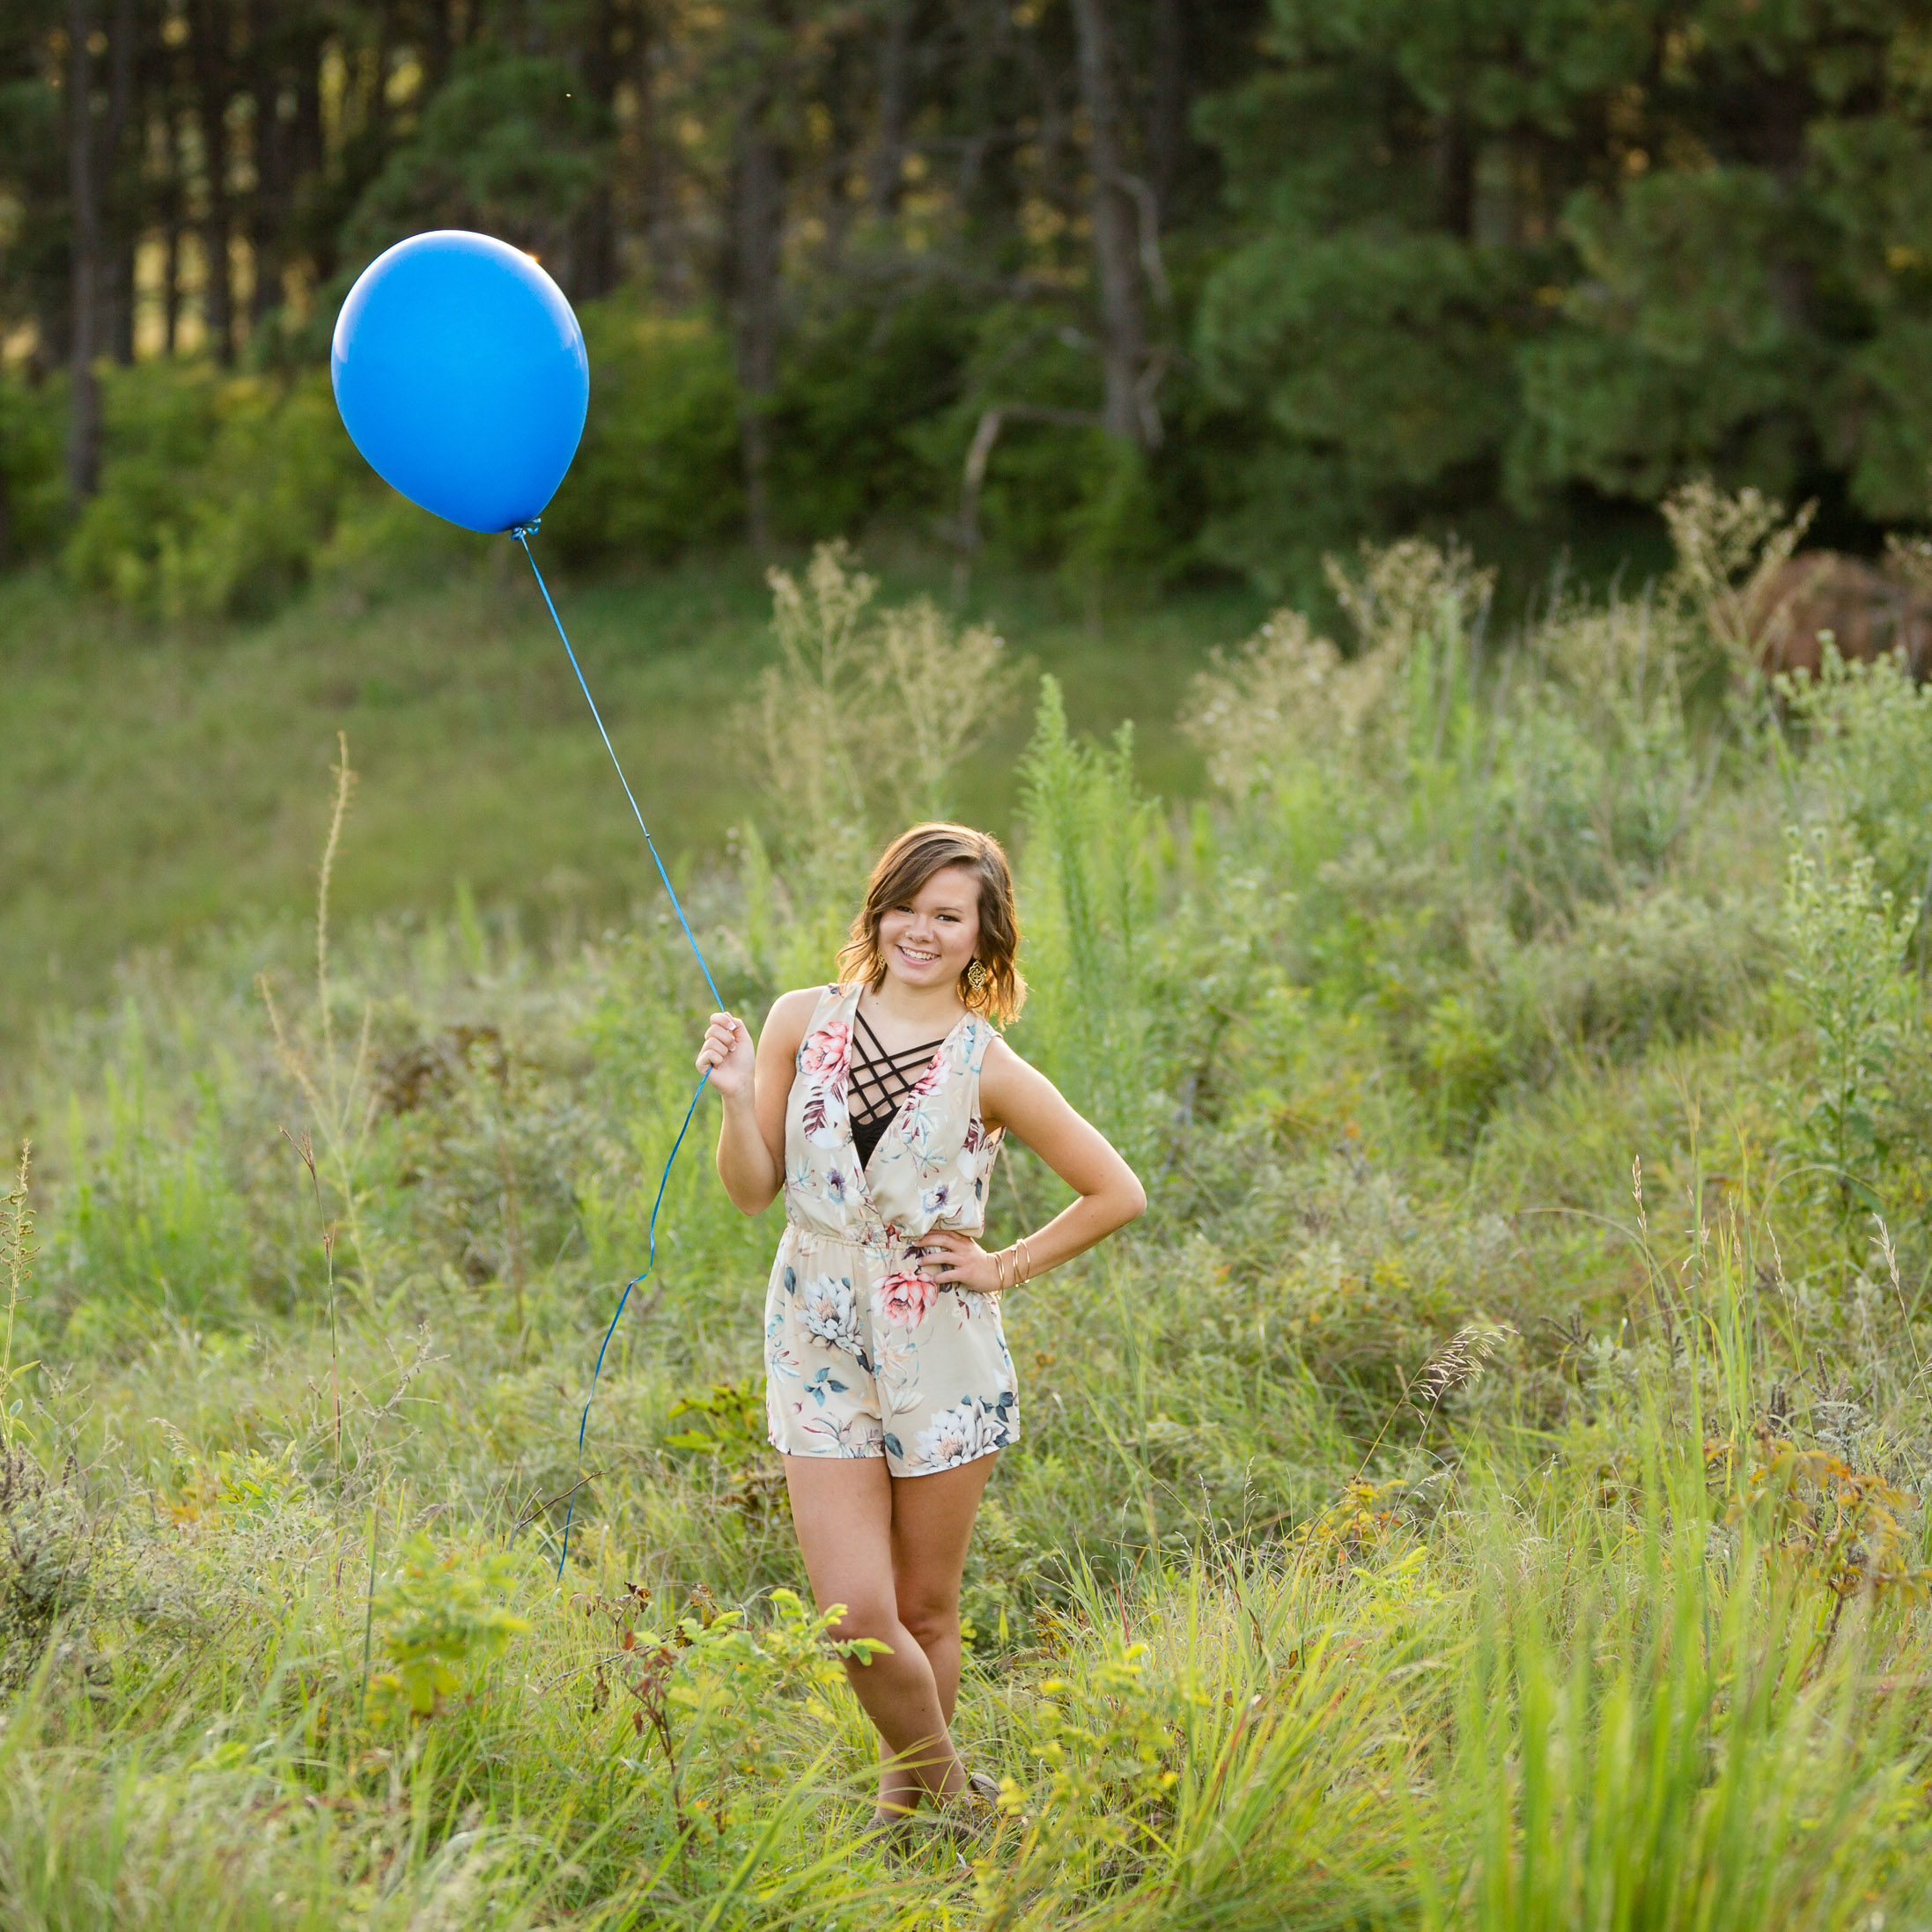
left=510, top=517, right=542, bottom=541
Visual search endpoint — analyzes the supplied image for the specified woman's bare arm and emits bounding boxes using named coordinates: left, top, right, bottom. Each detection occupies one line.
left=697, top=987, right=818, bottom=1215
left=918, top=1036, right=1145, bottom=1292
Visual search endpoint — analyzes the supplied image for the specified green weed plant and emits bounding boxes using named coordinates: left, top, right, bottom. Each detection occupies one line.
left=3, top=498, right=1932, bottom=1922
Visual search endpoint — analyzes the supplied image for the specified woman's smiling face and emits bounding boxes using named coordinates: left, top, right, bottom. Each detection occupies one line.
left=876, top=865, right=983, bottom=997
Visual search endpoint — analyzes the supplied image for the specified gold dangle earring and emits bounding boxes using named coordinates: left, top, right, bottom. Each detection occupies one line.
left=965, top=959, right=990, bottom=996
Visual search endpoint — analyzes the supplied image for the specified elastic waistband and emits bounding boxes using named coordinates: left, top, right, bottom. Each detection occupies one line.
left=781, top=1219, right=983, bottom=1251
left=781, top=1220, right=875, bottom=1250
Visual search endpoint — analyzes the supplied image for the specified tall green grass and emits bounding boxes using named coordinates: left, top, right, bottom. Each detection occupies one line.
left=4, top=489, right=1932, bottom=1924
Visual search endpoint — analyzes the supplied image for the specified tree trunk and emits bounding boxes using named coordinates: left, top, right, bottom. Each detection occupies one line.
left=630, top=1, right=677, bottom=297
left=192, top=0, right=234, bottom=363
left=249, top=0, right=293, bottom=329
left=1069, top=0, right=1149, bottom=446
left=293, top=28, right=326, bottom=284
left=102, top=0, right=137, bottom=364
left=425, top=0, right=454, bottom=90
left=1148, top=0, right=1184, bottom=219
left=730, top=89, right=782, bottom=554
left=110, top=231, right=137, bottom=362
left=163, top=134, right=183, bottom=358
left=369, top=2, right=395, bottom=151
left=573, top=0, right=621, bottom=298
left=1434, top=109, right=1474, bottom=239
left=868, top=0, right=911, bottom=219
left=66, top=0, right=103, bottom=505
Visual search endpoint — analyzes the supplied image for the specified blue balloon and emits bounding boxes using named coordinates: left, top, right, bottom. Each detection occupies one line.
left=331, top=231, right=588, bottom=535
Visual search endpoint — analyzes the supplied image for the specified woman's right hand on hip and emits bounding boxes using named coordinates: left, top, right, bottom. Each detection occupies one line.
left=697, top=1013, right=755, bottom=1098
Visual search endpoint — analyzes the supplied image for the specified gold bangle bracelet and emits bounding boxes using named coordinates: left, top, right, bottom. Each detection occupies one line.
left=1021, top=1235, right=1034, bottom=1284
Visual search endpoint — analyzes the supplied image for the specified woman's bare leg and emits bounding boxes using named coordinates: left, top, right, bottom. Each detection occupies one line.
left=879, top=1452, right=996, bottom=1813
left=784, top=1452, right=996, bottom=1822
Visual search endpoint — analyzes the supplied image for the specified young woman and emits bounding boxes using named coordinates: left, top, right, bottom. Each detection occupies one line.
left=695, top=822, right=1145, bottom=1837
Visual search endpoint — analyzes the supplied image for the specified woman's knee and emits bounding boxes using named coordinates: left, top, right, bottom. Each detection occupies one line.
left=896, top=1593, right=960, bottom=1652
left=824, top=1596, right=901, bottom=1654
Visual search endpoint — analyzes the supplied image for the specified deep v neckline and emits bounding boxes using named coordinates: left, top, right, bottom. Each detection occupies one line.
left=842, top=993, right=970, bottom=1190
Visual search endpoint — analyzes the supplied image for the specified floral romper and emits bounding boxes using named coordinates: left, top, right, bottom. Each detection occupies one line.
left=763, top=982, right=1020, bottom=1475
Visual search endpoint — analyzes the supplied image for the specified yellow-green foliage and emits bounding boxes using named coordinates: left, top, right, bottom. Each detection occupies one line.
left=8, top=506, right=1932, bottom=1923
left=63, top=365, right=365, bottom=620
left=366, top=1537, right=531, bottom=1720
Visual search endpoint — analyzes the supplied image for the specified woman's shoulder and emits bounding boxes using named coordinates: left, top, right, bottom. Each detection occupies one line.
left=753, top=984, right=829, bottom=1050
left=977, top=1030, right=1029, bottom=1079
left=766, top=984, right=837, bottom=1030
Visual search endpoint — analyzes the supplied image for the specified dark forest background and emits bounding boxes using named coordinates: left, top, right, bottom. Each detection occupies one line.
left=4, top=0, right=1932, bottom=614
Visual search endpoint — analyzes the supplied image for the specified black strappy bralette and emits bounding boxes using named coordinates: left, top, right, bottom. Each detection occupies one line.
left=847, top=1007, right=946, bottom=1170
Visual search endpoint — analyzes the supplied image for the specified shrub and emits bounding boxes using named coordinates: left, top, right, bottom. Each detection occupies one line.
left=540, top=299, right=744, bottom=566
left=764, top=286, right=975, bottom=542
left=1782, top=837, right=1914, bottom=1210
left=63, top=364, right=365, bottom=620
left=365, top=1536, right=530, bottom=1720
left=0, top=374, right=67, bottom=564
left=1781, top=645, right=1932, bottom=928
left=1013, top=676, right=1165, bottom=1164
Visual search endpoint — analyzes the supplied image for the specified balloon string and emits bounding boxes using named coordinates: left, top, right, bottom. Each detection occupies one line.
left=512, top=523, right=723, bottom=1010
left=507, top=520, right=723, bottom=1576
left=552, top=1068, right=708, bottom=1578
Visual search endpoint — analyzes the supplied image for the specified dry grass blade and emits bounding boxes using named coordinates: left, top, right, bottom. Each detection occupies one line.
left=0, top=1143, right=36, bottom=1453
left=1408, top=1323, right=1513, bottom=1413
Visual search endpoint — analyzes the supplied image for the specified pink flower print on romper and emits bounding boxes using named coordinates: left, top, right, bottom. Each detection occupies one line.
left=800, top=1021, right=852, bottom=1079
left=798, top=1021, right=852, bottom=1147
left=874, top=1270, right=937, bottom=1329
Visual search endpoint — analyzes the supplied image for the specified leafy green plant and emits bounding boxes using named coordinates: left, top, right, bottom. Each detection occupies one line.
left=0, top=375, right=67, bottom=564
left=578, top=1582, right=884, bottom=1844
left=1013, top=675, right=1162, bottom=1163
left=1001, top=1641, right=1196, bottom=1884
left=662, top=1380, right=787, bottom=1515
left=1719, top=1433, right=1932, bottom=1662
left=64, top=364, right=365, bottom=621
left=365, top=1536, right=530, bottom=1721
left=541, top=301, right=744, bottom=566
left=1662, top=475, right=1816, bottom=687
left=1781, top=837, right=1914, bottom=1211
left=1781, top=645, right=1932, bottom=930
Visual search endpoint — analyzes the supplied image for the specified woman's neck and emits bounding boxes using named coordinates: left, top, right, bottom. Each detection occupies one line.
left=861, top=977, right=965, bottom=1039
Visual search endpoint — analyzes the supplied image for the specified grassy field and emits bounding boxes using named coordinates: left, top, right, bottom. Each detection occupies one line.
left=6, top=503, right=1932, bottom=1926
left=0, top=539, right=1265, bottom=1049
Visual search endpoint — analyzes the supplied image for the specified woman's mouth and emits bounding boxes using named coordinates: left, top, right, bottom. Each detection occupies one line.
left=896, top=943, right=940, bottom=968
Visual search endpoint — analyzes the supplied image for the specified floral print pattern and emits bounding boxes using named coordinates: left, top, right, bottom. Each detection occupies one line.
left=874, top=1270, right=937, bottom=1329
left=910, top=1392, right=1016, bottom=1470
left=789, top=1267, right=870, bottom=1370
left=763, top=983, right=1019, bottom=1476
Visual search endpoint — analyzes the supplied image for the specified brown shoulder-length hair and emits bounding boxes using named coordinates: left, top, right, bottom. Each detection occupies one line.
left=836, top=822, right=1026, bottom=1024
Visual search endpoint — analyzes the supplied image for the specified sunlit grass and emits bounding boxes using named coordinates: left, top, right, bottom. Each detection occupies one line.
left=8, top=500, right=1932, bottom=1924
left=0, top=544, right=1265, bottom=1051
